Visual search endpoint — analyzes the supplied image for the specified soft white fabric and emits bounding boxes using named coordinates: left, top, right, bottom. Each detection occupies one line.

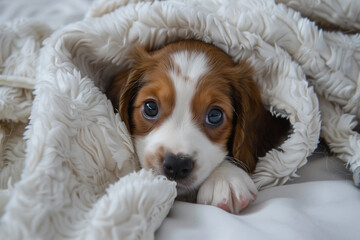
left=276, top=0, right=360, bottom=31
left=0, top=0, right=93, bottom=29
left=0, top=19, right=51, bottom=188
left=157, top=176, right=359, bottom=240
left=156, top=153, right=359, bottom=240
left=0, top=0, right=359, bottom=239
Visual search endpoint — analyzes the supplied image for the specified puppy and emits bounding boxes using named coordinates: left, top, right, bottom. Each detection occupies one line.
left=107, top=40, right=290, bottom=214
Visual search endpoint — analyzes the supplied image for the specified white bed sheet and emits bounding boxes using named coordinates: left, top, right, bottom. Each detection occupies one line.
left=157, top=154, right=359, bottom=240
left=1, top=0, right=359, bottom=239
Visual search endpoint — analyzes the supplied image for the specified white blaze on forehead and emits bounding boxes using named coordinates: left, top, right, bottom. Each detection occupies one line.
left=171, top=50, right=209, bottom=81
left=167, top=50, right=209, bottom=130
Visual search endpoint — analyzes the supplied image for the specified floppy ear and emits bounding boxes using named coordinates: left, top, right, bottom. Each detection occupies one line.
left=106, top=45, right=153, bottom=133
left=226, top=61, right=263, bottom=172
left=228, top=61, right=291, bottom=173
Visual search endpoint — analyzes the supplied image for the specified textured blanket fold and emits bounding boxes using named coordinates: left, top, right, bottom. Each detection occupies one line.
left=0, top=0, right=359, bottom=239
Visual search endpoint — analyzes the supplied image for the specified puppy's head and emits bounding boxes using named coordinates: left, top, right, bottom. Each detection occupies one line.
left=108, top=40, right=265, bottom=196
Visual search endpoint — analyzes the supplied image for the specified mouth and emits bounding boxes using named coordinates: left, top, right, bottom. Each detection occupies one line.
left=142, top=151, right=199, bottom=198
left=150, top=166, right=196, bottom=188
left=176, top=175, right=199, bottom=191
left=146, top=165, right=199, bottom=202
left=174, top=182, right=198, bottom=202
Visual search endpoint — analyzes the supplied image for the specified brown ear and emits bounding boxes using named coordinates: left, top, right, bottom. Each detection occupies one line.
left=228, top=61, right=291, bottom=173
left=226, top=61, right=263, bottom=172
left=106, top=45, right=153, bottom=132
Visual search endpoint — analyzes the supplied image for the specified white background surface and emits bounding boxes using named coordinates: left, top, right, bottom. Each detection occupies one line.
left=1, top=0, right=359, bottom=239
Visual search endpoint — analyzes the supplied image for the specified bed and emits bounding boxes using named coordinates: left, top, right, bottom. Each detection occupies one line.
left=0, top=0, right=359, bottom=239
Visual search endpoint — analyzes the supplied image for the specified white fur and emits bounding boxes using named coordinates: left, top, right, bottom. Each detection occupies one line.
left=197, top=161, right=258, bottom=214
left=135, top=50, right=227, bottom=194
left=171, top=51, right=209, bottom=81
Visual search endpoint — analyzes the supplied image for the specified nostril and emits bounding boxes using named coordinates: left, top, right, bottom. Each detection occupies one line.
left=164, top=165, right=174, bottom=174
left=163, top=154, right=177, bottom=179
left=162, top=153, right=194, bottom=180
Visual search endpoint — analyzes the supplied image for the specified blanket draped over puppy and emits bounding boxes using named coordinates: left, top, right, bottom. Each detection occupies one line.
left=0, top=0, right=359, bottom=239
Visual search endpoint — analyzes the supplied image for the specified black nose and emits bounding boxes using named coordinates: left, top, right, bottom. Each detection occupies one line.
left=162, top=153, right=194, bottom=180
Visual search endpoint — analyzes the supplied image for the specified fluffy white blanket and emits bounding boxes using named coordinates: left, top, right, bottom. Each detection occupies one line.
left=0, top=0, right=359, bottom=239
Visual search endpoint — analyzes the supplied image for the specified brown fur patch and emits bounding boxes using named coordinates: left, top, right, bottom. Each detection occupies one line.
left=191, top=75, right=233, bottom=147
left=144, top=146, right=165, bottom=170
left=225, top=60, right=291, bottom=172
left=106, top=68, right=130, bottom=111
left=107, top=45, right=176, bottom=134
left=131, top=70, right=175, bottom=136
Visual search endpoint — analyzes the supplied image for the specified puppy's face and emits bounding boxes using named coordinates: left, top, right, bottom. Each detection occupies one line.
left=108, top=40, right=260, bottom=196
left=132, top=51, right=234, bottom=195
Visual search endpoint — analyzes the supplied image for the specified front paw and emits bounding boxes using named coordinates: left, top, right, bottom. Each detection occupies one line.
left=197, top=161, right=257, bottom=214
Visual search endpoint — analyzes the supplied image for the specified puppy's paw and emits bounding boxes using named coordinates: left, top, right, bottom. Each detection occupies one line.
left=197, top=161, right=257, bottom=214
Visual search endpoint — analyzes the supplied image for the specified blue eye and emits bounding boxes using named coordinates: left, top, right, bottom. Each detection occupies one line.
left=206, top=108, right=224, bottom=127
left=143, top=101, right=159, bottom=120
